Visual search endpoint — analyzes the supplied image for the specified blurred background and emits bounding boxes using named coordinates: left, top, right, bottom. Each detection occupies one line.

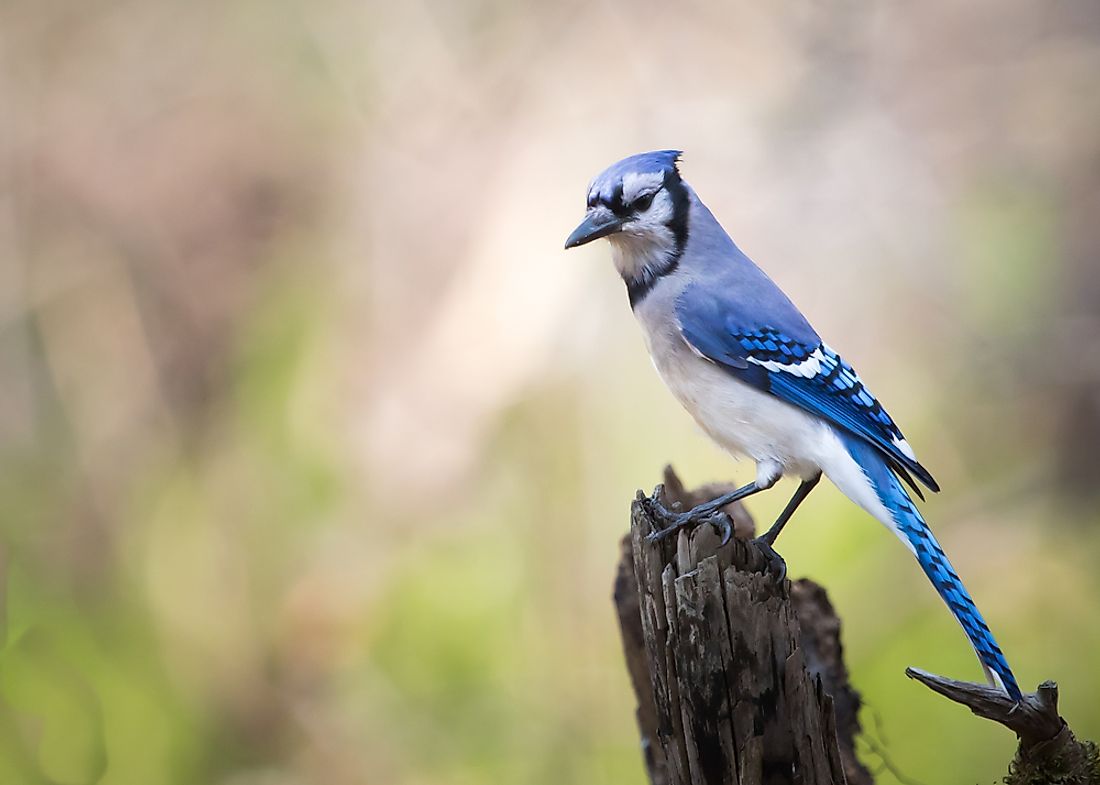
left=1, top=1, right=1098, bottom=783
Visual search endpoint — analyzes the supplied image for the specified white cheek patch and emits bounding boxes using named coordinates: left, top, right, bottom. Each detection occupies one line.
left=623, top=190, right=673, bottom=234
left=621, top=171, right=665, bottom=205
left=607, top=189, right=679, bottom=281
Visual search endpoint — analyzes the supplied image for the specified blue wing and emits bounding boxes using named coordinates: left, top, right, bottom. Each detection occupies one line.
left=677, top=295, right=939, bottom=494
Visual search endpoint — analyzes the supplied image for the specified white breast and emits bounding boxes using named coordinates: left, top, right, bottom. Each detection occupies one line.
left=632, top=282, right=832, bottom=481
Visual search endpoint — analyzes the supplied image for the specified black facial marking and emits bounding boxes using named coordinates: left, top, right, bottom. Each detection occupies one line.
left=626, top=256, right=680, bottom=308
left=609, top=182, right=626, bottom=215
left=626, top=168, right=691, bottom=309
left=663, top=168, right=690, bottom=252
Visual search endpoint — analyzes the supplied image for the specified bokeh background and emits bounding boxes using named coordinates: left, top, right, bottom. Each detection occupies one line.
left=1, top=1, right=1099, bottom=783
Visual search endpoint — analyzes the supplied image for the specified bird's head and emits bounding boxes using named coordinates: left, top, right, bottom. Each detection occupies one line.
left=565, top=150, right=688, bottom=250
left=564, top=150, right=690, bottom=298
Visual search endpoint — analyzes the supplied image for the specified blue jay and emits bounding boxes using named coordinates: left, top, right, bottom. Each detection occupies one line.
left=565, top=150, right=1021, bottom=700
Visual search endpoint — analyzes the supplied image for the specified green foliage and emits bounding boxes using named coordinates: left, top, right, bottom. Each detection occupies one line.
left=2, top=4, right=1099, bottom=784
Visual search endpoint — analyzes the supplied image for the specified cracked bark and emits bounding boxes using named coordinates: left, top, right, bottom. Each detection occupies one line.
left=613, top=467, right=870, bottom=785
left=613, top=468, right=1099, bottom=785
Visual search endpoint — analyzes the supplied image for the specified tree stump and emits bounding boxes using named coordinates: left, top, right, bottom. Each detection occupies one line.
left=613, top=468, right=871, bottom=785
left=613, top=468, right=1099, bottom=785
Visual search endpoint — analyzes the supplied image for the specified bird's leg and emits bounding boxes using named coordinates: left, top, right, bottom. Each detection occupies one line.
left=750, top=473, right=821, bottom=581
left=644, top=481, right=763, bottom=544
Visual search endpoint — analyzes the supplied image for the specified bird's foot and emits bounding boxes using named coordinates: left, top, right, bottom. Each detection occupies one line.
left=643, top=494, right=734, bottom=546
left=749, top=536, right=787, bottom=583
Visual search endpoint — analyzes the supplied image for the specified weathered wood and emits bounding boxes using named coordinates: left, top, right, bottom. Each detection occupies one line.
left=906, top=669, right=1100, bottom=785
left=788, top=581, right=864, bottom=784
left=614, top=468, right=1100, bottom=785
left=614, top=468, right=872, bottom=785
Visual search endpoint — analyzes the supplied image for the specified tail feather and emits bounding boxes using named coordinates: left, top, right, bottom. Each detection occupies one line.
left=841, top=435, right=1022, bottom=700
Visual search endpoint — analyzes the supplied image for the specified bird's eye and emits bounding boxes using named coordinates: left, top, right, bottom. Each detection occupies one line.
left=633, top=192, right=655, bottom=212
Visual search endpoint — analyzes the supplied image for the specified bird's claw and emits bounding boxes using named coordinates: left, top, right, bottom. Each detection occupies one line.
left=643, top=494, right=733, bottom=546
left=750, top=536, right=787, bottom=583
left=705, top=511, right=734, bottom=546
left=642, top=493, right=696, bottom=543
left=643, top=509, right=695, bottom=543
left=641, top=494, right=686, bottom=534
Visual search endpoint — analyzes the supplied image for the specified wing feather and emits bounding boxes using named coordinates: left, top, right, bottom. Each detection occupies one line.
left=677, top=295, right=939, bottom=493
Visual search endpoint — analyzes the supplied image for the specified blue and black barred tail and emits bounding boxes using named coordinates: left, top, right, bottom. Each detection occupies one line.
left=842, top=436, right=1022, bottom=700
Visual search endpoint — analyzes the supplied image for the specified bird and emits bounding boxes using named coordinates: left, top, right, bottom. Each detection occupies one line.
left=564, top=150, right=1021, bottom=700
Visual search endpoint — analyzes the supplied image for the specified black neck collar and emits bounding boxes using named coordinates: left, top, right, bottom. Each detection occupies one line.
left=626, top=171, right=690, bottom=309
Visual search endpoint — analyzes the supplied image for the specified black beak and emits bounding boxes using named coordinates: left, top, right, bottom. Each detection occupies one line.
left=564, top=208, right=623, bottom=249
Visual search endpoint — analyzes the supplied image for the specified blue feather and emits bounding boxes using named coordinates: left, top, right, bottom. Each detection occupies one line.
left=676, top=311, right=940, bottom=494
left=841, top=434, right=1021, bottom=699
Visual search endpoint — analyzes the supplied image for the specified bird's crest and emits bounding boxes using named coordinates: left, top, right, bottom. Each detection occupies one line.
left=587, top=150, right=682, bottom=207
